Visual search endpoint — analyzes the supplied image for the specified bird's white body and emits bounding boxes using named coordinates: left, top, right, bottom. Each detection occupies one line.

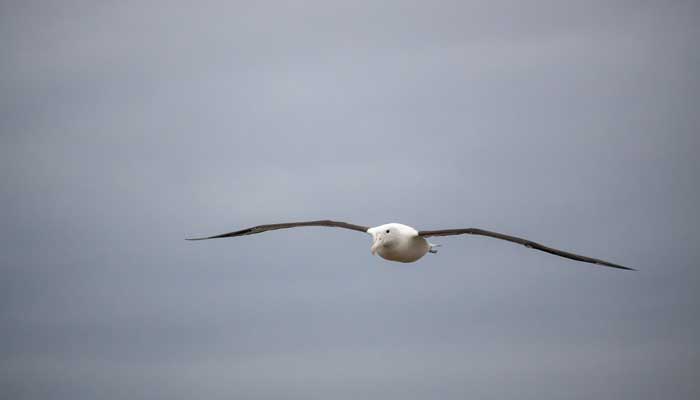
left=367, top=223, right=434, bottom=263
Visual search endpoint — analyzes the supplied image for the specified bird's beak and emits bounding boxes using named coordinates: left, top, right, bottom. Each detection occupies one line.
left=370, top=235, right=381, bottom=255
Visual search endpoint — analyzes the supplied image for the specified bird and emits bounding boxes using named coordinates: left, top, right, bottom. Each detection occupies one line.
left=187, top=220, right=634, bottom=270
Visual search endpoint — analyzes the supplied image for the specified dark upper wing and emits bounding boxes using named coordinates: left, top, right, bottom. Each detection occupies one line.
left=187, top=220, right=370, bottom=240
left=418, top=228, right=634, bottom=270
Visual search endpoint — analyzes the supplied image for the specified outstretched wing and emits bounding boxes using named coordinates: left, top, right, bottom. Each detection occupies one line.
left=418, top=228, right=634, bottom=270
left=187, top=220, right=370, bottom=240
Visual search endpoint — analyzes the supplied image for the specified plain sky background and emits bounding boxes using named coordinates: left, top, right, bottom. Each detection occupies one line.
left=2, top=1, right=699, bottom=399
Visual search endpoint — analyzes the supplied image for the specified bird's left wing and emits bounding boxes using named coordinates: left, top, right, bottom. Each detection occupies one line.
left=187, top=220, right=370, bottom=240
left=418, top=228, right=634, bottom=270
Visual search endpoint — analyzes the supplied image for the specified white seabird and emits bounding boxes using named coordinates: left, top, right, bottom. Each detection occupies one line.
left=187, top=220, right=634, bottom=270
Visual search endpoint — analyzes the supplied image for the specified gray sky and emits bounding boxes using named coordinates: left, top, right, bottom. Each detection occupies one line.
left=2, top=1, right=699, bottom=399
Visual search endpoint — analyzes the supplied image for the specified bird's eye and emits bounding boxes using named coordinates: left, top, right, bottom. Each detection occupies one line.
left=386, top=229, right=390, bottom=233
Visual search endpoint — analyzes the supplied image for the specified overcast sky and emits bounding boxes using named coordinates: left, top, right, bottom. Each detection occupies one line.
left=1, top=1, right=699, bottom=399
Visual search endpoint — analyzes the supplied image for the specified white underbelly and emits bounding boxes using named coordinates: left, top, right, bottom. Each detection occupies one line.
left=377, top=237, right=430, bottom=263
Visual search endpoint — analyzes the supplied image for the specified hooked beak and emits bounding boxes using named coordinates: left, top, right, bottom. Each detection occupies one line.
left=370, top=235, right=381, bottom=255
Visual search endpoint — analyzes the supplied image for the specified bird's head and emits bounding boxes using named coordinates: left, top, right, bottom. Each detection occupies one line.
left=368, top=223, right=415, bottom=255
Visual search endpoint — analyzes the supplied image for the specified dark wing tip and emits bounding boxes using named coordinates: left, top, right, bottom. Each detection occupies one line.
left=598, top=262, right=637, bottom=271
left=185, top=236, right=221, bottom=241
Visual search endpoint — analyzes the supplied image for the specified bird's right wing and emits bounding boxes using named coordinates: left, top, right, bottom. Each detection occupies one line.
left=418, top=228, right=634, bottom=270
left=187, top=220, right=370, bottom=240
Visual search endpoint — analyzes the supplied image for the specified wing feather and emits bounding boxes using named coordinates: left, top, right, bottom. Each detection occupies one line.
left=418, top=228, right=634, bottom=270
left=187, top=220, right=370, bottom=240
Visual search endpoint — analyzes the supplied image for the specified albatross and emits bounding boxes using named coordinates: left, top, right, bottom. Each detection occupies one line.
left=187, top=220, right=634, bottom=270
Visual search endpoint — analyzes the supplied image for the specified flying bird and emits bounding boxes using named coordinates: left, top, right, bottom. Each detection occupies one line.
left=187, top=220, right=634, bottom=270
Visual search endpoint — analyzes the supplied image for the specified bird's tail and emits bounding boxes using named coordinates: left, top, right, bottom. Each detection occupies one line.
left=428, top=243, right=441, bottom=254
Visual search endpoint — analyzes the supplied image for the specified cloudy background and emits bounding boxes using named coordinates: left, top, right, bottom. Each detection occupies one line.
left=2, top=1, right=699, bottom=398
